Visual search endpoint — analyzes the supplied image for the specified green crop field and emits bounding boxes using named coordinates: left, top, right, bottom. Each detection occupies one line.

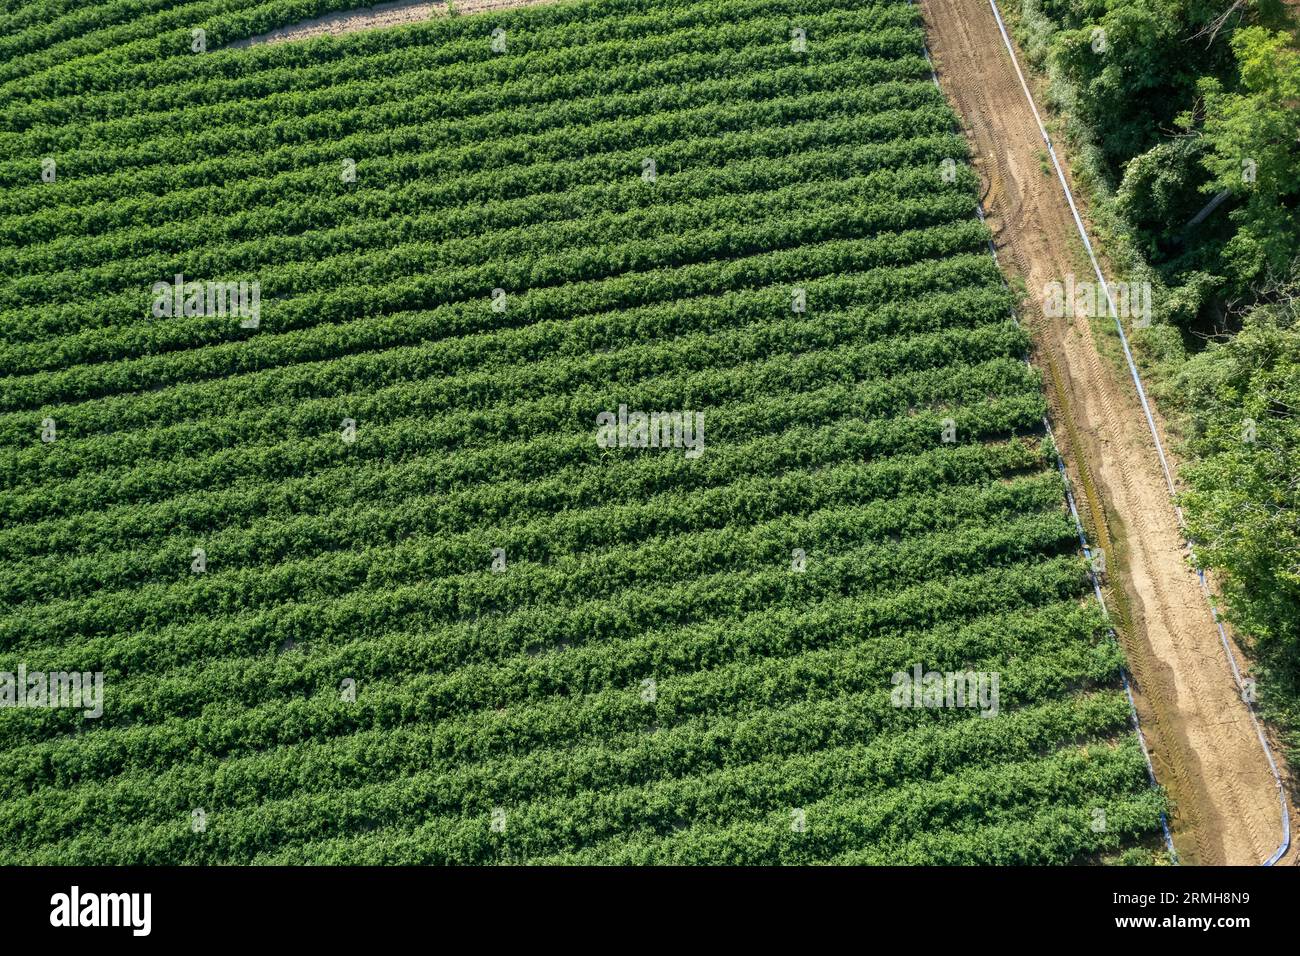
left=0, top=0, right=1167, bottom=864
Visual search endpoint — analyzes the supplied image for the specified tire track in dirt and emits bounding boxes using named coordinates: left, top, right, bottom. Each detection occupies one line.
left=918, top=0, right=1291, bottom=864
left=971, top=79, right=1214, bottom=865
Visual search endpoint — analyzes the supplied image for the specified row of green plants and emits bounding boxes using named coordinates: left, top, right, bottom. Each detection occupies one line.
left=0, top=7, right=921, bottom=144
left=0, top=0, right=1165, bottom=862
left=0, top=683, right=1125, bottom=852
left=3, top=316, right=1031, bottom=524
left=3, top=629, right=1127, bottom=862
left=0, top=0, right=901, bottom=98
left=2, top=220, right=994, bottom=408
left=2, top=358, right=1041, bottom=591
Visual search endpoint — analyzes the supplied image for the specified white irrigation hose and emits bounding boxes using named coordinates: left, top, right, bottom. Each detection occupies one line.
left=985, top=0, right=1291, bottom=866
left=983, top=0, right=1176, bottom=495
left=910, top=1, right=1177, bottom=861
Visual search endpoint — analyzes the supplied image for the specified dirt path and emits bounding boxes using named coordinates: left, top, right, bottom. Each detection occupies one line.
left=228, top=0, right=567, bottom=48
left=918, top=0, right=1292, bottom=864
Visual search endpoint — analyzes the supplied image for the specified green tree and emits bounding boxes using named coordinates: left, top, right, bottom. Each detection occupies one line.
left=1177, top=274, right=1300, bottom=741
left=1048, top=0, right=1197, bottom=168
left=1193, top=27, right=1300, bottom=291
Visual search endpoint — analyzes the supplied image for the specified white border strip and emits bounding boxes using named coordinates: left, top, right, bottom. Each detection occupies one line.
left=985, top=0, right=1290, bottom=866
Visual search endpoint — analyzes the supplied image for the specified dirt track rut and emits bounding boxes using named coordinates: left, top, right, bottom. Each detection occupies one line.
left=918, top=0, right=1291, bottom=864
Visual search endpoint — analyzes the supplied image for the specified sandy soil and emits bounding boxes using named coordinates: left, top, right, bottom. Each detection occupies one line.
left=919, top=0, right=1293, bottom=864
left=228, top=0, right=568, bottom=48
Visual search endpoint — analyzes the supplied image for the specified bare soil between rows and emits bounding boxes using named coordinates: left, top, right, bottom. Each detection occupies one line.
left=227, top=0, right=567, bottom=48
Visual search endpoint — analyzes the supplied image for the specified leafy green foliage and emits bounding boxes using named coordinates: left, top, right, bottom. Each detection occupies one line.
left=1023, top=0, right=1300, bottom=764
left=1191, top=27, right=1300, bottom=293
left=0, top=0, right=1164, bottom=863
left=1044, top=0, right=1198, bottom=168
left=1177, top=286, right=1300, bottom=746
